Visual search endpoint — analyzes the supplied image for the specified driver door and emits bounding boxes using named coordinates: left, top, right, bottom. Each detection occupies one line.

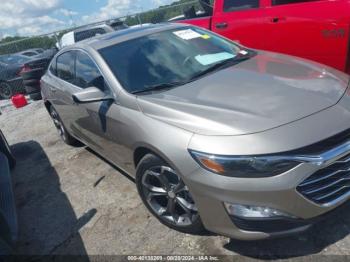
left=72, top=50, right=125, bottom=166
left=211, top=0, right=266, bottom=49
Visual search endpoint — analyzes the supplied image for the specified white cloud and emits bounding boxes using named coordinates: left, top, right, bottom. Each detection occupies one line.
left=82, top=0, right=173, bottom=24
left=0, top=0, right=172, bottom=36
left=0, top=0, right=65, bottom=36
left=152, top=0, right=172, bottom=6
left=57, top=8, right=78, bottom=17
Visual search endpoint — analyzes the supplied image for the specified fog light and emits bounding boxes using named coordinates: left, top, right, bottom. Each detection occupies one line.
left=224, top=203, right=296, bottom=218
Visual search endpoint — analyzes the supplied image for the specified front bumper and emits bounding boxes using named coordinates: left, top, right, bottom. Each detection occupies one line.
left=183, top=141, right=350, bottom=240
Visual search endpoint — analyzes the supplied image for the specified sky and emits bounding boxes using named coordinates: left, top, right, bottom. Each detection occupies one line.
left=0, top=0, right=173, bottom=38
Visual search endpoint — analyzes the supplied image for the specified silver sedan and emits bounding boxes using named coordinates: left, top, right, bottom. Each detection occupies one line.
left=41, top=23, right=350, bottom=240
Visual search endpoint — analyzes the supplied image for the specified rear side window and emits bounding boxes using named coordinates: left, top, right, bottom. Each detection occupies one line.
left=272, top=0, right=318, bottom=5
left=57, top=51, right=75, bottom=83
left=74, top=28, right=107, bottom=42
left=223, top=0, right=259, bottom=12
left=75, top=51, right=105, bottom=90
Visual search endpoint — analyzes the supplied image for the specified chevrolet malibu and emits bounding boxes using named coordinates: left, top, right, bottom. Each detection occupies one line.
left=41, top=24, right=350, bottom=240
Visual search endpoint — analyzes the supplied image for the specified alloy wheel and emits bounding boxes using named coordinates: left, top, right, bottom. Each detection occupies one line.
left=141, top=166, right=198, bottom=226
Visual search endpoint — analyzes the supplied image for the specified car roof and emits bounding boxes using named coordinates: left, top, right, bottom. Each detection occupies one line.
left=75, top=23, right=186, bottom=51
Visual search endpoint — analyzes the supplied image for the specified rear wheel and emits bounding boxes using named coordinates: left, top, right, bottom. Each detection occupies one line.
left=136, top=154, right=205, bottom=234
left=49, top=106, right=80, bottom=146
left=0, top=82, right=13, bottom=99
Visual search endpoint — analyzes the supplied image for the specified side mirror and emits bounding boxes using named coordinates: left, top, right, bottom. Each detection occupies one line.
left=72, top=86, right=114, bottom=104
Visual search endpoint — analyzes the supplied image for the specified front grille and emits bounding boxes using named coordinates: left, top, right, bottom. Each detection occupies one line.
left=297, top=153, right=350, bottom=205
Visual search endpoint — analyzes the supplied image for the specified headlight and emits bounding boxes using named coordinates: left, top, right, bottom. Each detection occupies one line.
left=189, top=150, right=301, bottom=178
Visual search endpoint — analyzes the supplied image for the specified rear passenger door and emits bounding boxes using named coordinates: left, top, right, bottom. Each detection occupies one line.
left=54, top=50, right=77, bottom=131
left=263, top=0, right=348, bottom=70
left=211, top=0, right=265, bottom=49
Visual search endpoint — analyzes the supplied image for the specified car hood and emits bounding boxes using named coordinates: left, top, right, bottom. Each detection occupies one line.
left=136, top=51, right=350, bottom=136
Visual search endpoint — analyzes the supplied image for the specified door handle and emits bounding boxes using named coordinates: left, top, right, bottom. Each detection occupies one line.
left=215, top=22, right=228, bottom=29
left=271, top=17, right=285, bottom=23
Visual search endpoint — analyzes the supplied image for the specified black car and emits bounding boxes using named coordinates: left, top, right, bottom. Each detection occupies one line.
left=0, top=52, right=54, bottom=99
left=0, top=130, right=17, bottom=254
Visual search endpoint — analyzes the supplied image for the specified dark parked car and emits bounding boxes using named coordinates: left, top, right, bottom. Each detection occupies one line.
left=19, top=48, right=57, bottom=61
left=18, top=48, right=44, bottom=57
left=107, top=19, right=129, bottom=31
left=0, top=53, right=51, bottom=99
left=0, top=130, right=17, bottom=254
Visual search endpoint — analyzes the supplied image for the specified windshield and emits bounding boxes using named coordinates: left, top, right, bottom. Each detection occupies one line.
left=0, top=54, right=30, bottom=65
left=99, top=27, right=245, bottom=94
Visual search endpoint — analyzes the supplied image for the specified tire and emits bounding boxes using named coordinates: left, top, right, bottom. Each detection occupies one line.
left=0, top=82, right=13, bottom=99
left=29, top=92, right=42, bottom=101
left=49, top=105, right=80, bottom=146
left=21, top=68, right=44, bottom=81
left=136, top=153, right=205, bottom=234
left=23, top=79, right=40, bottom=88
left=25, top=84, right=40, bottom=95
left=0, top=130, right=16, bottom=169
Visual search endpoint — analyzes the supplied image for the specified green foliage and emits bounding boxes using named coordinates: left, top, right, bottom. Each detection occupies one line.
left=0, top=35, right=57, bottom=55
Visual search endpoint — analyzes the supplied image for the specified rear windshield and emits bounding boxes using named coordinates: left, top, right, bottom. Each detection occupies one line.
left=74, top=28, right=108, bottom=42
left=99, top=27, right=241, bottom=93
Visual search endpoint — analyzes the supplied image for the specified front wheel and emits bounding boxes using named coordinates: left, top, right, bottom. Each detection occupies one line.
left=136, top=154, right=205, bottom=234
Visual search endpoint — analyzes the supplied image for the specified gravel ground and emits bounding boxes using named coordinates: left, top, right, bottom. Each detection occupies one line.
left=1, top=99, right=350, bottom=260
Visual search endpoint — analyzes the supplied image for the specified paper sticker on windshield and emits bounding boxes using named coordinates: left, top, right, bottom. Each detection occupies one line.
left=201, top=34, right=210, bottom=39
left=173, top=29, right=202, bottom=40
left=195, top=52, right=235, bottom=66
left=239, top=50, right=248, bottom=55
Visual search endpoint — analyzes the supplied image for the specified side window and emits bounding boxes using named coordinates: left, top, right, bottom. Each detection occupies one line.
left=56, top=51, right=75, bottom=83
left=49, top=58, right=57, bottom=76
left=272, top=0, right=318, bottom=5
left=75, top=51, right=106, bottom=90
left=223, top=0, right=259, bottom=12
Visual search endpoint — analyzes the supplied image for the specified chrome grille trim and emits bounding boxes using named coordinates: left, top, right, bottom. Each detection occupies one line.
left=296, top=140, right=350, bottom=206
left=314, top=186, right=350, bottom=201
left=303, top=176, right=350, bottom=195
left=299, top=168, right=350, bottom=187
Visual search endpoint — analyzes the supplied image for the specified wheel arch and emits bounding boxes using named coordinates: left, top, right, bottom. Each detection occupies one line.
left=133, top=144, right=175, bottom=171
left=44, top=100, right=52, bottom=113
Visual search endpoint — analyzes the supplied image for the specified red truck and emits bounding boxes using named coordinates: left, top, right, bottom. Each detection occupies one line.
left=176, top=0, right=350, bottom=73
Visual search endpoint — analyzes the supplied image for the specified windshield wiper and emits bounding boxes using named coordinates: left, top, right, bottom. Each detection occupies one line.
left=131, top=81, right=186, bottom=94
left=131, top=51, right=255, bottom=95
